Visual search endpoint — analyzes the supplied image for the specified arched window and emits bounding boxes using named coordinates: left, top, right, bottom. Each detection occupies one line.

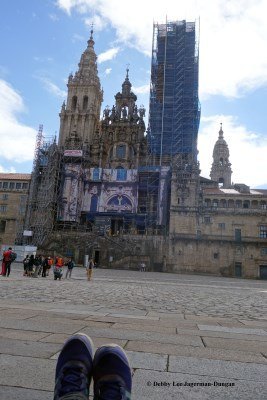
left=71, top=96, right=77, bottom=111
left=90, top=195, right=98, bottom=212
left=83, top=96, right=88, bottom=110
left=219, top=158, right=224, bottom=166
left=116, top=144, right=126, bottom=159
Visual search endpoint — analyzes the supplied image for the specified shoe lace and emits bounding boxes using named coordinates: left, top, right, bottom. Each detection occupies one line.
left=95, top=381, right=129, bottom=400
left=58, top=364, right=88, bottom=398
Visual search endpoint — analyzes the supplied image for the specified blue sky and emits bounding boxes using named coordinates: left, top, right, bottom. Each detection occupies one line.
left=1, top=0, right=267, bottom=188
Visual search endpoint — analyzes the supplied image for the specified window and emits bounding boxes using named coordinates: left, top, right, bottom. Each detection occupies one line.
left=261, top=248, right=267, bottom=255
left=0, top=205, right=7, bottom=213
left=116, top=167, right=127, bottom=181
left=2, top=194, right=8, bottom=200
left=9, top=182, right=15, bottom=189
left=92, top=168, right=100, bottom=180
left=22, top=182, right=28, bottom=189
left=214, top=253, right=219, bottom=259
left=83, top=96, right=88, bottom=110
left=243, top=200, right=250, bottom=209
left=204, top=216, right=211, bottom=224
left=71, top=96, right=77, bottom=111
left=260, top=225, right=267, bottom=239
left=0, top=182, right=2, bottom=189
left=116, top=145, right=126, bottom=159
left=16, top=182, right=22, bottom=189
left=3, top=182, right=8, bottom=189
left=235, top=228, right=242, bottom=242
left=0, top=220, right=6, bottom=233
left=218, top=223, right=225, bottom=230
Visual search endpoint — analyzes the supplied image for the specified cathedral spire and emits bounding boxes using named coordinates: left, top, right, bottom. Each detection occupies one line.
left=219, top=122, right=224, bottom=138
left=58, top=32, right=103, bottom=148
left=210, top=124, right=232, bottom=188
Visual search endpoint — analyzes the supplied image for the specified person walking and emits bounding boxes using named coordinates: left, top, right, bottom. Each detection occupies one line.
left=65, top=257, right=75, bottom=279
left=86, top=258, right=94, bottom=281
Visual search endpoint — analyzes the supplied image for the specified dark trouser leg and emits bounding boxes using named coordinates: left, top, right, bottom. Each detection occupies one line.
left=6, top=262, right=11, bottom=277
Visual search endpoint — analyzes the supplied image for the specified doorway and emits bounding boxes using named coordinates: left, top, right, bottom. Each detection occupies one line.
left=234, top=262, right=242, bottom=277
left=259, top=265, right=267, bottom=279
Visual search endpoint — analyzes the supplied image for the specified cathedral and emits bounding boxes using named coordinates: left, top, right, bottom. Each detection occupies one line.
left=25, top=28, right=267, bottom=280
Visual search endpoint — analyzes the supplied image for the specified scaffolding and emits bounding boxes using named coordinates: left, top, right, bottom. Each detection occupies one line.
left=24, top=125, right=61, bottom=247
left=148, top=19, right=201, bottom=166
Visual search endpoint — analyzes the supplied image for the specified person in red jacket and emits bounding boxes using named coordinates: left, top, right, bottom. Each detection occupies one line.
left=1, top=247, right=13, bottom=277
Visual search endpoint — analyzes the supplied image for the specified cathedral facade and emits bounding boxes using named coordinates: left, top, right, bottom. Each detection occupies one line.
left=27, top=30, right=267, bottom=280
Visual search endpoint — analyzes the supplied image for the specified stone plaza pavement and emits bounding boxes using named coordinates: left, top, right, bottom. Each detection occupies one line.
left=0, top=264, right=266, bottom=399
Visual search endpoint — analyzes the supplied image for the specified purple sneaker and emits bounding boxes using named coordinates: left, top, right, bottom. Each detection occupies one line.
left=54, top=333, right=94, bottom=400
left=93, top=344, right=132, bottom=400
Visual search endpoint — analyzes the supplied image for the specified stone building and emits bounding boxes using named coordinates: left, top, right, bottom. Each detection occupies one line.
left=0, top=173, right=31, bottom=245
left=25, top=30, right=267, bottom=279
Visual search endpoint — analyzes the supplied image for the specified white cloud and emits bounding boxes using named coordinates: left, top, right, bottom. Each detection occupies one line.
left=57, top=0, right=267, bottom=99
left=0, top=165, right=16, bottom=173
left=105, top=68, right=112, bottom=75
left=98, top=47, right=119, bottom=64
left=198, top=115, right=267, bottom=188
left=0, top=79, right=36, bottom=163
left=132, top=84, right=150, bottom=95
left=84, top=14, right=107, bottom=31
left=38, top=77, right=67, bottom=98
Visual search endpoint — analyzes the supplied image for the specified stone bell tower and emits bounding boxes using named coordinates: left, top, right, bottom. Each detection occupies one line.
left=58, top=30, right=103, bottom=148
left=99, top=68, right=147, bottom=169
left=210, top=123, right=232, bottom=188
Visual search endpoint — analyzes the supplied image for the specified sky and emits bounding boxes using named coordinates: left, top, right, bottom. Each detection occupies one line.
left=0, top=0, right=267, bottom=188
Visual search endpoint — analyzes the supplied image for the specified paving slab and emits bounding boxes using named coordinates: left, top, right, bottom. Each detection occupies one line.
left=112, top=322, right=177, bottom=334
left=40, top=333, right=128, bottom=348
left=80, top=327, right=204, bottom=347
left=185, top=315, right=241, bottom=324
left=0, top=354, right=55, bottom=391
left=203, top=336, right=267, bottom=353
left=169, top=355, right=267, bottom=381
left=0, top=327, right=50, bottom=341
left=132, top=369, right=267, bottom=400
left=198, top=324, right=267, bottom=336
left=239, top=319, right=267, bottom=328
left=125, top=340, right=266, bottom=363
left=0, top=337, right=60, bottom=358
left=48, top=308, right=108, bottom=317
left=127, top=350, right=168, bottom=371
left=0, top=386, right=52, bottom=400
left=0, top=316, right=87, bottom=334
left=97, top=308, right=147, bottom=316
left=86, top=315, right=159, bottom=324
left=177, top=328, right=267, bottom=342
left=0, top=308, right=40, bottom=320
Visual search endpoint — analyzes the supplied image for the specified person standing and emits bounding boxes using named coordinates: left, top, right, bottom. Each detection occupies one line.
left=65, top=257, right=75, bottom=279
left=2, top=247, right=16, bottom=277
left=22, top=255, right=30, bottom=276
left=42, top=256, right=49, bottom=277
left=27, top=254, right=35, bottom=277
left=86, top=258, right=94, bottom=281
